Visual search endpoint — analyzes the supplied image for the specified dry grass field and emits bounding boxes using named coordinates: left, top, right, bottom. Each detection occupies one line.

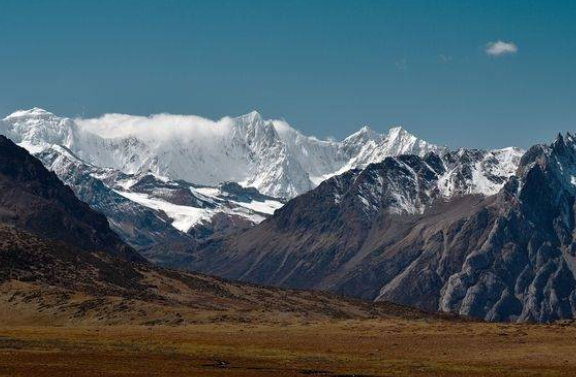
left=2, top=223, right=576, bottom=377
left=1, top=319, right=576, bottom=377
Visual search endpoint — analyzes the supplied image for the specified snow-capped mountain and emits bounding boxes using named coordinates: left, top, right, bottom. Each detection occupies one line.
left=1, top=107, right=521, bottom=199
left=189, top=133, right=576, bottom=323
left=0, top=107, right=524, bottom=261
left=34, top=142, right=283, bottom=264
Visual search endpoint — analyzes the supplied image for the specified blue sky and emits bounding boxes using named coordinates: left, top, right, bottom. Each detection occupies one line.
left=0, top=0, right=574, bottom=149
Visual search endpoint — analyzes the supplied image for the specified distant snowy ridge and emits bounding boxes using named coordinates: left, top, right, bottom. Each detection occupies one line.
left=0, top=107, right=525, bottom=264
left=34, top=142, right=284, bottom=255
left=1, top=107, right=519, bottom=199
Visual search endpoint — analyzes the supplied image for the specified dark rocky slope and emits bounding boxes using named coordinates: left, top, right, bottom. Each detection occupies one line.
left=191, top=134, right=576, bottom=322
left=0, top=136, right=140, bottom=261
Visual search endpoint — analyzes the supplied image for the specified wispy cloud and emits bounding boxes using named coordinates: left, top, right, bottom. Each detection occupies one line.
left=438, top=53, right=452, bottom=63
left=76, top=112, right=312, bottom=146
left=485, top=40, right=518, bottom=57
left=395, top=59, right=408, bottom=71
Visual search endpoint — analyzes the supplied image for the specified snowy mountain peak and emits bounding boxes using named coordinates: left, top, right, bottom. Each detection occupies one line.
left=387, top=125, right=406, bottom=136
left=386, top=126, right=420, bottom=144
left=1, top=107, right=78, bottom=151
left=385, top=126, right=433, bottom=152
left=235, top=110, right=265, bottom=126
left=344, top=125, right=379, bottom=143
left=247, top=109, right=262, bottom=120
left=4, top=107, right=55, bottom=120
left=358, top=125, right=376, bottom=134
left=0, top=108, right=524, bottom=199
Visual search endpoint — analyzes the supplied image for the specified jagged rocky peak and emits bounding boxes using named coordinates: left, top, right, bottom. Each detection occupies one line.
left=234, top=110, right=267, bottom=132
left=385, top=126, right=447, bottom=157
left=240, top=109, right=264, bottom=124
left=513, top=132, right=576, bottom=228
left=189, top=132, right=576, bottom=323
left=518, top=132, right=576, bottom=181
left=386, top=125, right=409, bottom=139
left=234, top=110, right=281, bottom=147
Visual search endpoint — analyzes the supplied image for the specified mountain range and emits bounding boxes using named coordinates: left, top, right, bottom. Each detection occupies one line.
left=190, top=134, right=576, bottom=322
left=0, top=134, right=426, bottom=325
left=1, top=107, right=451, bottom=199
left=13, top=107, right=576, bottom=323
left=0, top=108, right=523, bottom=261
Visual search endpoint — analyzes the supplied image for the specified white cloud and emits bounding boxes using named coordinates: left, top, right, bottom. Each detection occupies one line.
left=485, top=40, right=518, bottom=57
left=76, top=112, right=339, bottom=150
left=75, top=113, right=235, bottom=144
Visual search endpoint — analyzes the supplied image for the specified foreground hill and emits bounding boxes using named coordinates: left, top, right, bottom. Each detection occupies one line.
left=191, top=134, right=576, bottom=323
left=0, top=135, right=428, bottom=325
left=1, top=223, right=426, bottom=325
left=0, top=136, right=139, bottom=261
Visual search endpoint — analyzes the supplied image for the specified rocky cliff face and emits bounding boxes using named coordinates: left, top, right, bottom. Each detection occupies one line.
left=191, top=134, right=576, bottom=322
left=434, top=134, right=576, bottom=322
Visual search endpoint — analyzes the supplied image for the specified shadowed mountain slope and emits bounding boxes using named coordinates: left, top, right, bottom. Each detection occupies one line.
left=191, top=135, right=576, bottom=322
left=0, top=135, right=140, bottom=261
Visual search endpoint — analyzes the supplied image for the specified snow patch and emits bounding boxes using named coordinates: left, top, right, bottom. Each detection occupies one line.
left=115, top=190, right=213, bottom=232
left=230, top=199, right=283, bottom=215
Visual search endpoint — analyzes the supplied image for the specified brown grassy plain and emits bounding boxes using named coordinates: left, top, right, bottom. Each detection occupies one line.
left=1, top=319, right=575, bottom=377
left=2, top=224, right=576, bottom=376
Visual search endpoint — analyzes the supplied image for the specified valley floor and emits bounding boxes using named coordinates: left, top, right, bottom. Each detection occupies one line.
left=1, top=319, right=575, bottom=377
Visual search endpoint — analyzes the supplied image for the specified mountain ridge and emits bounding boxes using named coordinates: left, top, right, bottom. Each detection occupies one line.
left=1, top=107, right=524, bottom=268
left=1, top=107, right=522, bottom=199
left=189, top=133, right=576, bottom=322
left=0, top=135, right=142, bottom=262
